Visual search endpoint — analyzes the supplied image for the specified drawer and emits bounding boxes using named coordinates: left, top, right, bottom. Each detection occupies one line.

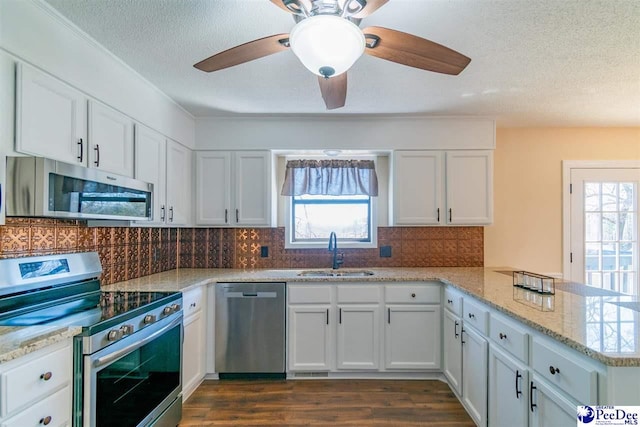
left=443, top=287, right=462, bottom=316
left=183, top=285, right=204, bottom=317
left=2, top=344, right=71, bottom=416
left=490, top=312, right=529, bottom=363
left=1, top=386, right=70, bottom=427
left=385, top=284, right=440, bottom=304
left=336, top=285, right=381, bottom=303
left=288, top=285, right=332, bottom=304
left=532, top=337, right=598, bottom=404
left=462, top=297, right=489, bottom=335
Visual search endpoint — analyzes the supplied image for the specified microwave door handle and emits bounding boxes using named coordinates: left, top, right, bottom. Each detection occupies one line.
left=92, top=316, right=181, bottom=369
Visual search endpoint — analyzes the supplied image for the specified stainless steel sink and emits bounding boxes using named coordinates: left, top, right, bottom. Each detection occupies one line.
left=298, top=269, right=375, bottom=277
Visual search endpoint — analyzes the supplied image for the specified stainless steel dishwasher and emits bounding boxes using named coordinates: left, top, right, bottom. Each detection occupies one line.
left=215, top=282, right=286, bottom=378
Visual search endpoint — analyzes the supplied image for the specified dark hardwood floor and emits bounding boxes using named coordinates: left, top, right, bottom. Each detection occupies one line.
left=180, top=379, right=475, bottom=426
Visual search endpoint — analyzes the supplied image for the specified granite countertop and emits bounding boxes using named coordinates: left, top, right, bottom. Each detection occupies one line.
left=3, top=267, right=639, bottom=367
left=102, top=267, right=640, bottom=367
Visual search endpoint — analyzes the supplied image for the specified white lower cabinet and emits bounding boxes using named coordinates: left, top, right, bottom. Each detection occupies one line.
left=182, top=286, right=206, bottom=400
left=288, top=305, right=333, bottom=371
left=385, top=304, right=441, bottom=370
left=443, top=308, right=463, bottom=395
left=488, top=346, right=529, bottom=427
left=0, top=339, right=72, bottom=427
left=337, top=304, right=380, bottom=370
left=462, top=324, right=488, bottom=427
left=529, top=374, right=578, bottom=427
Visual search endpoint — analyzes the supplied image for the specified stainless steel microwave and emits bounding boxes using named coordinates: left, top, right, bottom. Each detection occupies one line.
left=6, top=157, right=153, bottom=221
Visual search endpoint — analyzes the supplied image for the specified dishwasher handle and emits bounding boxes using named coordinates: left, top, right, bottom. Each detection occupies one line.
left=225, top=291, right=278, bottom=298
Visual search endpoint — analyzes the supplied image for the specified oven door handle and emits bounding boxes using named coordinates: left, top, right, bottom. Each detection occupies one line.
left=93, top=315, right=182, bottom=369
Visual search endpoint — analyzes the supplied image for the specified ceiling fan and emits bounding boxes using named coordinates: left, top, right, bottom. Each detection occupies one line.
left=194, top=0, right=471, bottom=110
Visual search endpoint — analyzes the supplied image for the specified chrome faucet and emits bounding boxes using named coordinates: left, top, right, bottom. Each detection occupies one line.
left=328, top=231, right=344, bottom=270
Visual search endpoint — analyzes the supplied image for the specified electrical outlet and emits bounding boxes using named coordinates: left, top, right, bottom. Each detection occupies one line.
left=260, top=246, right=269, bottom=258
left=380, top=245, right=392, bottom=258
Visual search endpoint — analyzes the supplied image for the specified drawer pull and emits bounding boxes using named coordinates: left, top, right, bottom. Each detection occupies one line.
left=40, top=372, right=53, bottom=381
left=411, top=293, right=416, bottom=298
left=549, top=365, right=560, bottom=375
left=468, top=312, right=475, bottom=319
left=447, top=299, right=453, bottom=304
left=499, top=332, right=508, bottom=340
left=40, top=416, right=52, bottom=425
left=530, top=382, right=537, bottom=412
left=190, top=302, right=197, bottom=308
left=515, top=370, right=522, bottom=398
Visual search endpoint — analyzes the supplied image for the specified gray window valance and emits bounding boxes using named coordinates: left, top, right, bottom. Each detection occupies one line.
left=281, top=159, right=379, bottom=196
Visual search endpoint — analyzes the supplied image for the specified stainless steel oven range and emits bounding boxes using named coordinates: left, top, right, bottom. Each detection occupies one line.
left=0, top=252, right=183, bottom=427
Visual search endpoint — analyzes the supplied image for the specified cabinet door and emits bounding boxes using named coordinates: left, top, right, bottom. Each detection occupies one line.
left=529, top=375, right=577, bottom=427
left=166, top=140, right=192, bottom=226
left=337, top=305, right=380, bottom=370
left=385, top=305, right=441, bottom=370
left=88, top=100, right=134, bottom=176
left=182, top=310, right=205, bottom=400
left=235, top=151, right=272, bottom=227
left=393, top=151, right=443, bottom=225
left=134, top=124, right=167, bottom=225
left=462, top=325, right=488, bottom=427
left=15, top=63, right=86, bottom=164
left=489, top=346, right=528, bottom=427
left=446, top=150, right=493, bottom=225
left=288, top=305, right=333, bottom=371
left=195, top=151, right=232, bottom=225
left=443, top=309, right=463, bottom=395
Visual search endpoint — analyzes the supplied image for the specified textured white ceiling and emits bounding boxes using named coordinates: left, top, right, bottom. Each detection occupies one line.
left=43, top=0, right=640, bottom=126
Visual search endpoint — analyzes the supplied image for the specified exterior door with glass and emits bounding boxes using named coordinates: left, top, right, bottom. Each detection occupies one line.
left=569, top=167, right=640, bottom=295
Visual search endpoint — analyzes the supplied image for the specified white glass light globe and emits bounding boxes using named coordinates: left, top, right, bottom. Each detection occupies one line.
left=289, top=15, right=365, bottom=78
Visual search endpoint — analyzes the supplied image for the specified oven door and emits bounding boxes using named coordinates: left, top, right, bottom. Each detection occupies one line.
left=83, top=314, right=182, bottom=427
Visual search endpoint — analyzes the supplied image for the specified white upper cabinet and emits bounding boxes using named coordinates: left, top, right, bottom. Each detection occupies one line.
left=166, top=140, right=192, bottom=226
left=88, top=100, right=134, bottom=176
left=15, top=63, right=86, bottom=165
left=134, top=124, right=167, bottom=225
left=196, top=150, right=272, bottom=227
left=445, top=151, right=493, bottom=225
left=393, top=150, right=493, bottom=226
left=393, top=151, right=443, bottom=225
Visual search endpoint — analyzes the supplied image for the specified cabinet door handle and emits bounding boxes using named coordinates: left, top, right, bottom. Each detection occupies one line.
left=449, top=208, right=452, bottom=222
left=160, top=205, right=166, bottom=222
left=169, top=206, right=174, bottom=222
left=499, top=332, right=507, bottom=340
left=454, top=320, right=459, bottom=338
left=437, top=208, right=440, bottom=222
left=447, top=299, right=453, bottom=304
left=39, top=416, right=52, bottom=425
left=339, top=308, right=342, bottom=324
left=411, top=293, right=416, bottom=298
left=515, top=370, right=522, bottom=398
left=94, top=144, right=100, bottom=167
left=326, top=309, right=329, bottom=325
left=40, top=371, right=53, bottom=381
left=388, top=308, right=391, bottom=324
left=224, top=209, right=228, bottom=224
left=468, top=312, right=475, bottom=319
left=530, top=381, right=537, bottom=412
left=461, top=328, right=466, bottom=344
left=549, top=365, right=560, bottom=375
left=236, top=209, right=239, bottom=223
left=77, top=138, right=83, bottom=162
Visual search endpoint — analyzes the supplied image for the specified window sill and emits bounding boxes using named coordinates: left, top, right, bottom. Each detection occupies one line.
left=284, top=240, right=378, bottom=250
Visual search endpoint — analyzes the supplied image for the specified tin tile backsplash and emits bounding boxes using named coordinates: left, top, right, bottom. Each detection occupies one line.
left=0, top=218, right=483, bottom=285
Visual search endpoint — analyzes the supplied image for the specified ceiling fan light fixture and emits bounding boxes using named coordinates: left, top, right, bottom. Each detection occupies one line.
left=289, top=15, right=365, bottom=78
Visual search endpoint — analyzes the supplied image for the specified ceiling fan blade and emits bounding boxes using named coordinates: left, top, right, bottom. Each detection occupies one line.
left=348, top=0, right=389, bottom=18
left=194, top=34, right=290, bottom=72
left=361, top=26, right=471, bottom=75
left=318, top=73, right=347, bottom=110
left=269, top=0, right=313, bottom=15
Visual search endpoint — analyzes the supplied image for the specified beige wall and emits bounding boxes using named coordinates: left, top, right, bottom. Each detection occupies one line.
left=485, top=127, right=640, bottom=275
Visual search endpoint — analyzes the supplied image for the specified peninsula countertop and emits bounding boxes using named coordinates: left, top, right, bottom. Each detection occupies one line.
left=101, top=267, right=640, bottom=367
